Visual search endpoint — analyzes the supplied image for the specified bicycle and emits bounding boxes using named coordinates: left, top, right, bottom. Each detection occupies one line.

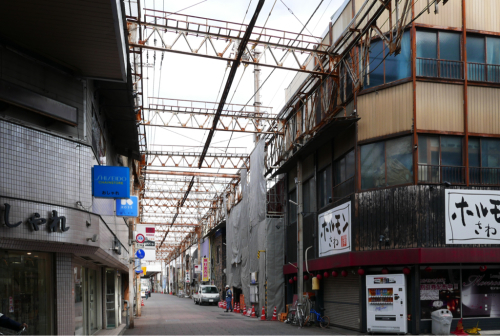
left=0, top=327, right=26, bottom=335
left=286, top=302, right=307, bottom=327
left=304, top=307, right=330, bottom=328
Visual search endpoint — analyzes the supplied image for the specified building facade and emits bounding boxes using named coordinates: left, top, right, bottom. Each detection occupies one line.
left=279, top=0, right=500, bottom=334
left=0, top=1, right=140, bottom=334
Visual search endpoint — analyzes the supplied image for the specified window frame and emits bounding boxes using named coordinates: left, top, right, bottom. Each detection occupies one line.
left=317, top=164, right=332, bottom=210
left=468, top=137, right=500, bottom=186
left=466, top=34, right=500, bottom=82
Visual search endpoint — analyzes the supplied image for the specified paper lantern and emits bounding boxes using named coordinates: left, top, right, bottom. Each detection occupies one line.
left=332, top=271, right=338, bottom=277
left=323, top=271, right=329, bottom=278
left=425, top=266, right=433, bottom=273
left=304, top=275, right=309, bottom=281
left=357, top=268, right=365, bottom=276
left=293, top=276, right=297, bottom=281
left=403, top=267, right=411, bottom=275
left=289, top=279, right=293, bottom=284
left=381, top=268, right=389, bottom=274
left=480, top=265, right=487, bottom=272
left=316, top=274, right=322, bottom=280
left=341, top=270, right=348, bottom=277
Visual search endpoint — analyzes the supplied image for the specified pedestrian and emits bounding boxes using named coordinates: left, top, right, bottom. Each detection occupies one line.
left=224, top=285, right=232, bottom=312
left=0, top=313, right=28, bottom=332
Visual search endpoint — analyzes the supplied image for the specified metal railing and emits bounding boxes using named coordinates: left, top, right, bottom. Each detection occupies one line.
left=418, top=164, right=466, bottom=184
left=467, top=62, right=500, bottom=83
left=333, top=177, right=355, bottom=200
left=469, top=167, right=500, bottom=186
left=416, top=58, right=463, bottom=79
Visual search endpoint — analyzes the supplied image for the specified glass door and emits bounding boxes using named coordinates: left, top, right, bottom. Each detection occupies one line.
left=74, top=266, right=85, bottom=335
left=88, top=269, right=98, bottom=334
left=105, top=270, right=116, bottom=328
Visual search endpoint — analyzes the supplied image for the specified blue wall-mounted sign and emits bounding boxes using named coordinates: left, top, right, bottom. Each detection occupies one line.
left=116, top=196, right=139, bottom=217
left=92, top=165, right=130, bottom=199
left=136, top=249, right=145, bottom=259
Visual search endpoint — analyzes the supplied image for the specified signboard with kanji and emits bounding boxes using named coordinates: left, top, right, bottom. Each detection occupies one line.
left=202, top=258, right=209, bottom=282
left=318, top=201, right=351, bottom=257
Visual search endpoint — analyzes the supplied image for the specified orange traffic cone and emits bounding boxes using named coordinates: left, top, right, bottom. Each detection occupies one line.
left=452, top=318, right=468, bottom=335
left=236, top=303, right=241, bottom=313
left=141, top=298, right=144, bottom=306
left=223, top=301, right=227, bottom=309
left=250, top=305, right=257, bottom=318
left=260, top=306, right=266, bottom=320
left=234, top=303, right=239, bottom=313
left=271, top=306, right=277, bottom=321
left=242, top=304, right=247, bottom=315
left=246, top=305, right=252, bottom=317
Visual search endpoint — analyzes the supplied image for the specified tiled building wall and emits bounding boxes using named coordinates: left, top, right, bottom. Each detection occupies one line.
left=55, top=253, right=74, bottom=335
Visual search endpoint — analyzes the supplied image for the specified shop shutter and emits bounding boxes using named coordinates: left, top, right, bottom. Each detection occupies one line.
left=323, top=274, right=361, bottom=331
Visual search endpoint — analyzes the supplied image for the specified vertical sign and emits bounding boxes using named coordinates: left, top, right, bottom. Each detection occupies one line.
left=116, top=196, right=139, bottom=217
left=9, top=296, right=14, bottom=313
left=202, top=258, right=209, bottom=282
left=318, top=201, right=351, bottom=257
left=185, top=270, right=191, bottom=283
left=446, top=189, right=500, bottom=244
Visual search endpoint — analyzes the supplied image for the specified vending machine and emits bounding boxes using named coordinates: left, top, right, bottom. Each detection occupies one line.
left=366, top=274, right=407, bottom=334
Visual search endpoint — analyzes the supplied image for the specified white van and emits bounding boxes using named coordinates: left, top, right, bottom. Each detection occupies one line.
left=193, top=285, right=220, bottom=306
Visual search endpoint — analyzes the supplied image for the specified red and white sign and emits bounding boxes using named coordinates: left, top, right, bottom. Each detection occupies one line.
left=136, top=233, right=145, bottom=243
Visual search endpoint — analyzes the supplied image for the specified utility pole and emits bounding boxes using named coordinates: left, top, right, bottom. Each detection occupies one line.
left=253, top=48, right=262, bottom=143
left=296, top=161, right=303, bottom=306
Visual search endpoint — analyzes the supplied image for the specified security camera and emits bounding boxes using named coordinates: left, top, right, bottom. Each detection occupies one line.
left=87, top=234, right=99, bottom=243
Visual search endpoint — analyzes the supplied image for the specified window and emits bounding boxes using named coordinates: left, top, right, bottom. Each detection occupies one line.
left=288, top=190, right=297, bottom=224
left=365, top=31, right=411, bottom=88
left=469, top=138, right=500, bottom=185
left=467, top=35, right=500, bottom=82
left=417, top=30, right=462, bottom=79
left=302, top=178, right=315, bottom=215
left=318, top=165, right=332, bottom=209
left=418, top=135, right=464, bottom=184
left=333, top=150, right=355, bottom=198
left=217, top=246, right=220, bottom=264
left=360, top=136, right=413, bottom=190
left=91, top=105, right=106, bottom=164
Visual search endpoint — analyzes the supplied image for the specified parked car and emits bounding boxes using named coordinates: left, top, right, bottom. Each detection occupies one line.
left=193, top=285, right=220, bottom=305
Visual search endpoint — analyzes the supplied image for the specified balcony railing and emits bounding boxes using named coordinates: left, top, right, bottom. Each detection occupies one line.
left=467, top=62, right=500, bottom=83
left=416, top=58, right=463, bottom=79
left=418, top=164, right=466, bottom=184
left=333, top=177, right=354, bottom=200
left=469, top=167, right=500, bottom=186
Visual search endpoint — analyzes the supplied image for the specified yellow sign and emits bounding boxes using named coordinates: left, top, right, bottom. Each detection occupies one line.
left=141, top=266, right=147, bottom=276
left=202, top=258, right=209, bottom=282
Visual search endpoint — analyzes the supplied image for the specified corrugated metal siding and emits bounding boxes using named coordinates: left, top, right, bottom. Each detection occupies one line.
left=466, top=0, right=500, bottom=32
left=416, top=82, right=464, bottom=132
left=468, top=86, right=500, bottom=135
left=357, top=83, right=413, bottom=141
left=332, top=3, right=354, bottom=52
left=324, top=274, right=361, bottom=330
left=415, top=0, right=462, bottom=28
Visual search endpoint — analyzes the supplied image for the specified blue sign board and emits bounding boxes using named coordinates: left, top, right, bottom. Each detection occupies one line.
left=116, top=196, right=139, bottom=217
left=135, top=258, right=142, bottom=273
left=92, top=166, right=130, bottom=199
left=136, top=249, right=145, bottom=259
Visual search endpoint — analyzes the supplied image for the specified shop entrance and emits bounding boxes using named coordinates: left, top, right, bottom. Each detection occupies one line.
left=105, top=269, right=118, bottom=329
left=0, top=250, right=53, bottom=335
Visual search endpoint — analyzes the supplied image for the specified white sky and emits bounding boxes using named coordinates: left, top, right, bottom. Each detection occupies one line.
left=142, top=0, right=344, bottom=162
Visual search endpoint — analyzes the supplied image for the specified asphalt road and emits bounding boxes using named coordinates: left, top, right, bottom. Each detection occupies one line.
left=125, top=293, right=361, bottom=335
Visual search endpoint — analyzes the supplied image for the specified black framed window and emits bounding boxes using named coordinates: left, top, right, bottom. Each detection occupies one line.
left=302, top=178, right=315, bottom=215
left=361, top=136, right=413, bottom=190
left=333, top=150, right=355, bottom=198
left=416, top=30, right=462, bottom=79
left=288, top=190, right=297, bottom=224
left=317, top=165, right=332, bottom=209
left=418, top=135, right=464, bottom=184
left=467, top=34, right=500, bottom=82
left=365, top=31, right=411, bottom=89
left=469, top=137, right=500, bottom=185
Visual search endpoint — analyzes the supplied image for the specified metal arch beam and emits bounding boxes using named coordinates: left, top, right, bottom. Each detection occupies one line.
left=144, top=151, right=249, bottom=170
left=144, top=170, right=239, bottom=179
left=198, top=0, right=265, bottom=169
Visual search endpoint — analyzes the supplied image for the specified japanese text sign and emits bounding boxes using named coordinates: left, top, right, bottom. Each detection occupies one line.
left=318, top=201, right=351, bottom=257
left=92, top=165, right=130, bottom=199
left=116, top=196, right=138, bottom=217
left=202, top=258, right=209, bottom=282
left=446, top=190, right=500, bottom=244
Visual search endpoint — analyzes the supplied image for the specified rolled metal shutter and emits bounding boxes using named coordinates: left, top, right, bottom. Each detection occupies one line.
left=323, top=275, right=361, bottom=331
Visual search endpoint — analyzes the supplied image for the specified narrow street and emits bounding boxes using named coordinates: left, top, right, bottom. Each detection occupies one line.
left=127, top=294, right=361, bottom=335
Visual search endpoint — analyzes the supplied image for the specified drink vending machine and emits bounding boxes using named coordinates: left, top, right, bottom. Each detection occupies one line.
left=366, top=274, right=407, bottom=334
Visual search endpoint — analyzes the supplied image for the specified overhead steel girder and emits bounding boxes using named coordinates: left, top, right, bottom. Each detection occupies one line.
left=142, top=207, right=206, bottom=215
left=143, top=176, right=238, bottom=185
left=136, top=10, right=335, bottom=76
left=140, top=222, right=199, bottom=227
left=144, top=170, right=239, bottom=179
left=144, top=151, right=249, bottom=170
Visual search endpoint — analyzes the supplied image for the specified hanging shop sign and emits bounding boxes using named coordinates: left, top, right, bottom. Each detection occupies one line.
left=92, top=165, right=130, bottom=199
left=136, top=224, right=155, bottom=240
left=186, top=270, right=191, bottom=283
left=144, top=240, right=155, bottom=250
left=194, top=264, right=201, bottom=274
left=202, top=258, right=209, bottom=282
left=2, top=203, right=70, bottom=232
left=116, top=196, right=138, bottom=217
left=318, top=201, right=351, bottom=257
left=445, top=189, right=500, bottom=244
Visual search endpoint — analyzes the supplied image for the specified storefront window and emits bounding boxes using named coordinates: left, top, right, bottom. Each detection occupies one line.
left=105, top=270, right=116, bottom=328
left=462, top=268, right=500, bottom=318
left=0, top=250, right=53, bottom=335
left=420, top=269, right=461, bottom=319
left=88, top=269, right=98, bottom=334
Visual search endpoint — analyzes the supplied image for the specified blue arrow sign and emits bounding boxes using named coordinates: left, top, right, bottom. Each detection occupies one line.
left=136, top=249, right=145, bottom=259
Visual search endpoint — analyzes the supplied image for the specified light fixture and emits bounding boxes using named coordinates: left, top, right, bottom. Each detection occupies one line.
left=27, top=252, right=31, bottom=255
left=403, top=267, right=411, bottom=275
left=332, top=270, right=338, bottom=277
left=341, top=270, right=348, bottom=277
left=87, top=234, right=99, bottom=242
left=357, top=268, right=365, bottom=276
left=425, top=266, right=433, bottom=273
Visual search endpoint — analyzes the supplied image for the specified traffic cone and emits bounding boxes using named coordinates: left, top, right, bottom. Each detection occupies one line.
left=452, top=318, right=468, bottom=335
left=250, top=305, right=257, bottom=318
left=260, top=307, right=266, bottom=320
left=223, top=301, right=227, bottom=310
left=246, top=306, right=252, bottom=317
left=235, top=303, right=240, bottom=313
left=141, top=298, right=144, bottom=306
left=271, top=306, right=277, bottom=321
left=242, top=304, right=247, bottom=315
